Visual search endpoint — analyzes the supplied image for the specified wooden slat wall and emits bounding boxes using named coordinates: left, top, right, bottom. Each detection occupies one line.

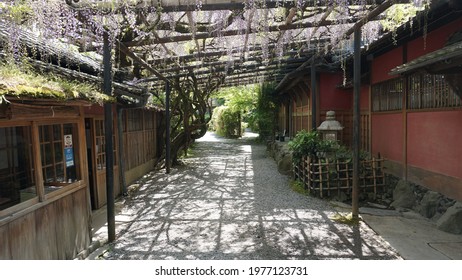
left=95, top=167, right=120, bottom=209
left=123, top=110, right=159, bottom=172
left=319, top=109, right=370, bottom=152
left=0, top=187, right=90, bottom=259
left=72, top=187, right=91, bottom=250
left=145, top=130, right=157, bottom=160
left=35, top=205, right=59, bottom=259
left=6, top=103, right=80, bottom=120
left=8, top=212, right=37, bottom=259
left=55, top=193, right=78, bottom=259
left=125, top=131, right=145, bottom=170
left=0, top=224, right=10, bottom=258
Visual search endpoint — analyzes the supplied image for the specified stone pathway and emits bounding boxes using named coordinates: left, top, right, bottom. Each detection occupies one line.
left=97, top=132, right=401, bottom=260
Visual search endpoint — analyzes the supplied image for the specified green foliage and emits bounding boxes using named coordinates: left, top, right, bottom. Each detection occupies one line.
left=0, top=63, right=113, bottom=104
left=1, top=2, right=32, bottom=24
left=331, top=213, right=361, bottom=226
left=211, top=83, right=278, bottom=140
left=288, top=130, right=371, bottom=165
left=381, top=4, right=423, bottom=32
left=252, top=82, right=278, bottom=140
left=290, top=180, right=309, bottom=196
left=211, top=105, right=241, bottom=138
left=214, top=85, right=257, bottom=113
left=288, top=130, right=336, bottom=164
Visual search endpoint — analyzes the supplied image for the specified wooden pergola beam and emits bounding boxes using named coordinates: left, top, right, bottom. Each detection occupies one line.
left=116, top=39, right=169, bottom=82
left=274, top=0, right=410, bottom=93
left=146, top=64, right=299, bottom=87
left=66, top=0, right=385, bottom=12
left=135, top=57, right=305, bottom=83
left=126, top=18, right=361, bottom=46
left=142, top=38, right=328, bottom=65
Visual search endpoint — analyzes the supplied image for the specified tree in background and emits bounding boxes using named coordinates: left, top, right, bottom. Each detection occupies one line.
left=211, top=83, right=278, bottom=140
left=211, top=85, right=257, bottom=138
left=252, top=82, right=279, bottom=141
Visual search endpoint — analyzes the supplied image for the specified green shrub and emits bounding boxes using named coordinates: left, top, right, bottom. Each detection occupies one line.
left=211, top=105, right=241, bottom=138
left=288, top=130, right=337, bottom=164
left=253, top=83, right=278, bottom=140
left=288, top=130, right=372, bottom=165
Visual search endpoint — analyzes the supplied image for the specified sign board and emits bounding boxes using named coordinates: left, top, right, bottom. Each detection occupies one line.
left=64, top=134, right=73, bottom=148
left=65, top=147, right=74, bottom=167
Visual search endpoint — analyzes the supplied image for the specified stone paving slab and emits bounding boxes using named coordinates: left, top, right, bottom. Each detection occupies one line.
left=360, top=214, right=462, bottom=260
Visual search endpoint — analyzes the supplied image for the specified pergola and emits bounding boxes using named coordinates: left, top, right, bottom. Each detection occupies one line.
left=61, top=0, right=416, bottom=91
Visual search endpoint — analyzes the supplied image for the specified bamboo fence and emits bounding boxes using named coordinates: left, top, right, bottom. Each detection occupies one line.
left=293, top=155, right=385, bottom=198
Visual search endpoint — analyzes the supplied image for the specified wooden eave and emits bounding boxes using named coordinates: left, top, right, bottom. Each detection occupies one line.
left=3, top=96, right=94, bottom=107
left=389, top=41, right=462, bottom=75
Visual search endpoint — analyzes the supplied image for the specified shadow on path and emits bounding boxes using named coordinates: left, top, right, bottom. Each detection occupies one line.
left=101, top=132, right=401, bottom=260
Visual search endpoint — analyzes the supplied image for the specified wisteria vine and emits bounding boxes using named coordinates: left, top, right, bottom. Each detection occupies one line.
left=0, top=0, right=433, bottom=86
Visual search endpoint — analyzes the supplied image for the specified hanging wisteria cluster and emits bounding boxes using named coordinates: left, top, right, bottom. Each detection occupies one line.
left=0, top=0, right=433, bottom=89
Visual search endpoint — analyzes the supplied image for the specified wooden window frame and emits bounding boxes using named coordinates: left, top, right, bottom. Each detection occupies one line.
left=372, top=78, right=404, bottom=112
left=94, top=118, right=117, bottom=170
left=39, top=122, right=81, bottom=190
left=407, top=72, right=461, bottom=111
left=0, top=125, right=35, bottom=211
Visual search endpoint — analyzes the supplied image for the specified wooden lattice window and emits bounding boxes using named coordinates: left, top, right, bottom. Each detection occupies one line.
left=372, top=78, right=404, bottom=112
left=94, top=119, right=117, bottom=170
left=0, top=126, right=35, bottom=210
left=408, top=72, right=461, bottom=110
left=39, top=123, right=80, bottom=187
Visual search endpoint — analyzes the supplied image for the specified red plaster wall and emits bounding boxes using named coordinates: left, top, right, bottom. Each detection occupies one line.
left=371, top=113, right=403, bottom=162
left=319, top=73, right=352, bottom=110
left=407, top=18, right=462, bottom=61
left=407, top=111, right=462, bottom=179
left=371, top=46, right=403, bottom=84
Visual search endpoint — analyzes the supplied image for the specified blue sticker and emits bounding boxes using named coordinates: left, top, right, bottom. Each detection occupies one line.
left=65, top=147, right=74, bottom=167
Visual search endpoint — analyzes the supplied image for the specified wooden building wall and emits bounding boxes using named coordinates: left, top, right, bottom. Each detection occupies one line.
left=0, top=186, right=90, bottom=259
left=122, top=108, right=160, bottom=185
left=0, top=105, right=91, bottom=259
left=83, top=105, right=162, bottom=209
left=290, top=87, right=310, bottom=136
left=84, top=105, right=121, bottom=209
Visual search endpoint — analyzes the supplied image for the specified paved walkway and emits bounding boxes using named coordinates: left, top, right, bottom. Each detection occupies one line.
left=89, top=132, right=403, bottom=260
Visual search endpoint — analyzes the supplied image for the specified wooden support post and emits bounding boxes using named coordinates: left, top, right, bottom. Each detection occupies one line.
left=372, top=158, right=377, bottom=196
left=352, top=27, right=361, bottom=219
left=402, top=44, right=408, bottom=181
left=318, top=159, right=323, bottom=198
left=288, top=98, right=293, bottom=138
left=311, top=62, right=317, bottom=131
left=326, top=158, right=330, bottom=196
left=103, top=32, right=115, bottom=242
left=31, top=122, right=45, bottom=202
left=117, top=106, right=127, bottom=195
left=306, top=157, right=310, bottom=188
left=165, top=81, right=171, bottom=174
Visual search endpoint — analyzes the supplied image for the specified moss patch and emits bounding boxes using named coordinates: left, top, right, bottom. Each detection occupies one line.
left=290, top=180, right=309, bottom=195
left=331, top=212, right=361, bottom=226
left=0, top=63, right=113, bottom=103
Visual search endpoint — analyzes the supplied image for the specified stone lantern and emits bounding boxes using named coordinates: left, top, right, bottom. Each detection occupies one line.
left=317, top=111, right=343, bottom=141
